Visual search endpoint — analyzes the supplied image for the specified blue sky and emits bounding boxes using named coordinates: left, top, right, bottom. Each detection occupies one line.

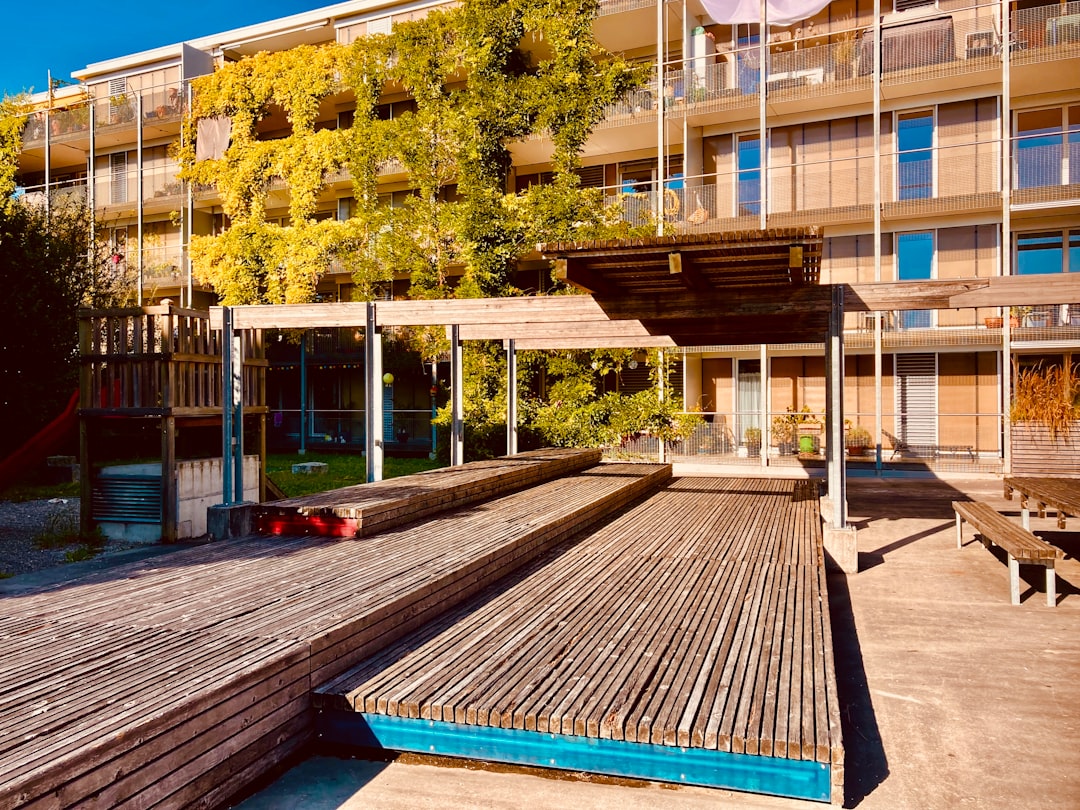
left=1, top=0, right=334, bottom=99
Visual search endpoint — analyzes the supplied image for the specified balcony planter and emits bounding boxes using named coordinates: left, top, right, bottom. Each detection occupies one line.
left=1011, top=422, right=1080, bottom=475
left=984, top=316, right=1020, bottom=328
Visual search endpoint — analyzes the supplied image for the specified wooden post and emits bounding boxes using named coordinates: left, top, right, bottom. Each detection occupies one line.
left=78, top=315, right=93, bottom=535
left=161, top=415, right=177, bottom=542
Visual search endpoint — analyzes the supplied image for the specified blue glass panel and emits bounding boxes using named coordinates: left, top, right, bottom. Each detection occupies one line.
left=737, top=137, right=761, bottom=215
left=897, top=114, right=933, bottom=200
left=898, top=232, right=933, bottom=328
left=1017, top=232, right=1064, bottom=275
left=1016, top=135, right=1062, bottom=189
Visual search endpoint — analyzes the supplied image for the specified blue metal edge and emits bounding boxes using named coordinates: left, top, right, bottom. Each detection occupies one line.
left=317, top=710, right=831, bottom=803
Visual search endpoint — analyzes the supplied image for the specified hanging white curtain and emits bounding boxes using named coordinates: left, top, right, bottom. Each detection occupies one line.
left=700, top=0, right=832, bottom=26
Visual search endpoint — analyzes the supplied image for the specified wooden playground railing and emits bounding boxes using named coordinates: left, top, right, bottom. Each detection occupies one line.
left=78, top=305, right=266, bottom=414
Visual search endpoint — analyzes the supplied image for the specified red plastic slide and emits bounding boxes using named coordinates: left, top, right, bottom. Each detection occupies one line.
left=0, top=390, right=79, bottom=494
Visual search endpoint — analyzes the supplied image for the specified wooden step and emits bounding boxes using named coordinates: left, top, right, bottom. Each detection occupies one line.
left=0, top=460, right=668, bottom=810
left=254, top=447, right=602, bottom=537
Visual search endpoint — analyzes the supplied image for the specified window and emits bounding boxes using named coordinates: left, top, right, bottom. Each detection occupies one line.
left=897, top=231, right=934, bottom=328
left=737, top=134, right=761, bottom=216
left=1015, top=105, right=1080, bottom=189
left=1016, top=230, right=1080, bottom=275
left=897, top=110, right=934, bottom=200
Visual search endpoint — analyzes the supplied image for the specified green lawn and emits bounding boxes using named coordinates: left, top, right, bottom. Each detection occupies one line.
left=266, top=452, right=443, bottom=498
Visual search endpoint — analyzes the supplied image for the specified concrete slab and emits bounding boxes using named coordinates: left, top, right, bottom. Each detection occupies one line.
left=234, top=475, right=1080, bottom=810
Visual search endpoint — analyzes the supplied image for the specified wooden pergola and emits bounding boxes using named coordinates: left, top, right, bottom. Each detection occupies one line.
left=211, top=228, right=1080, bottom=536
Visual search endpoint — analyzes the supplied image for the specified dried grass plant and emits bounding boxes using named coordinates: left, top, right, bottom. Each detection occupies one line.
left=1010, top=364, right=1080, bottom=438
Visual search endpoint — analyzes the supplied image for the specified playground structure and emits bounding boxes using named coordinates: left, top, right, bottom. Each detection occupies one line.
left=77, top=304, right=266, bottom=542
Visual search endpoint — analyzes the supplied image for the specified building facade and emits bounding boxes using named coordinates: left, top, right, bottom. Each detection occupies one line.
left=13, top=0, right=1080, bottom=471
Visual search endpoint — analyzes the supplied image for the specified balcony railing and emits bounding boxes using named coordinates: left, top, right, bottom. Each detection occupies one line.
left=17, top=178, right=88, bottom=209
left=139, top=246, right=186, bottom=289
left=598, top=1, right=1078, bottom=130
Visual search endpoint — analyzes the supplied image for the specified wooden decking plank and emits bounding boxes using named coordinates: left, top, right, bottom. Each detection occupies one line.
left=28, top=656, right=311, bottom=810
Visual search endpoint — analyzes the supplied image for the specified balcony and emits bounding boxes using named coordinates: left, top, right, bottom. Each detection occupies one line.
left=139, top=246, right=186, bottom=291
left=1010, top=132, right=1080, bottom=210
left=597, top=1, right=1078, bottom=133
left=94, top=164, right=185, bottom=213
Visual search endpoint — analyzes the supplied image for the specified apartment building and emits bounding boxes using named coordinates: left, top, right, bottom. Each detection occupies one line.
left=13, top=0, right=1080, bottom=470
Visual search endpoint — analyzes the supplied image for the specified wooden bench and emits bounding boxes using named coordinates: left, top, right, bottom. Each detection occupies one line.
left=952, top=500, right=1057, bottom=606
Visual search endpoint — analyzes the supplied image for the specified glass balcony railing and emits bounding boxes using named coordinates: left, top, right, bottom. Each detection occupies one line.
left=139, top=246, right=186, bottom=289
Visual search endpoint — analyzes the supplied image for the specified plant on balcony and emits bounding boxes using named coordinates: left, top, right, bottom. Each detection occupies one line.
left=1010, top=363, right=1080, bottom=438
left=744, top=426, right=762, bottom=453
left=845, top=424, right=873, bottom=455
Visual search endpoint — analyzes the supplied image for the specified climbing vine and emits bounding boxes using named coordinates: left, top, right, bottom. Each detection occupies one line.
left=0, top=95, right=28, bottom=208
left=178, top=0, right=646, bottom=308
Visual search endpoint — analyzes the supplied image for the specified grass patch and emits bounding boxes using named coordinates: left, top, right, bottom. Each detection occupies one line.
left=0, top=571, right=13, bottom=579
left=0, top=480, right=79, bottom=503
left=32, top=511, right=107, bottom=559
left=266, top=453, right=443, bottom=498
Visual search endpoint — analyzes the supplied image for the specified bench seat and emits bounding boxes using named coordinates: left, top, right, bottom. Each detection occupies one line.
left=952, top=500, right=1057, bottom=606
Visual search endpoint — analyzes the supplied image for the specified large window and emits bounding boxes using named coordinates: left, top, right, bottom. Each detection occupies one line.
left=898, top=231, right=934, bottom=328
left=1016, top=230, right=1080, bottom=274
left=737, top=134, right=761, bottom=216
left=1015, top=105, right=1080, bottom=189
left=897, top=110, right=934, bottom=200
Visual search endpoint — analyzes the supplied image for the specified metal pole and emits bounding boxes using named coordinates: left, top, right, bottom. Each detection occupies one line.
left=185, top=82, right=194, bottom=308
left=299, top=330, right=307, bottom=455
left=759, top=0, right=768, bottom=231
left=232, top=322, right=244, bottom=503
left=221, top=306, right=234, bottom=505
left=430, top=361, right=438, bottom=460
left=507, top=339, right=518, bottom=456
left=365, top=303, right=384, bottom=482
left=760, top=342, right=769, bottom=466
left=658, top=349, right=666, bottom=464
left=1001, top=0, right=1013, bottom=474
left=655, top=0, right=665, bottom=233
left=873, top=0, right=883, bottom=475
left=450, top=325, right=464, bottom=466
left=828, top=285, right=847, bottom=529
left=136, top=92, right=144, bottom=304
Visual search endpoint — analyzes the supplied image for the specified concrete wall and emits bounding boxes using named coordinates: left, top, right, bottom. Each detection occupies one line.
left=177, top=456, right=260, bottom=539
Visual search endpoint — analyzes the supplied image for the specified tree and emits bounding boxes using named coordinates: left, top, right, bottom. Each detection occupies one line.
left=0, top=199, right=132, bottom=457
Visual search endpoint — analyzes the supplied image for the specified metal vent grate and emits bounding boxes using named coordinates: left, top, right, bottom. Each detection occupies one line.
left=92, top=475, right=162, bottom=524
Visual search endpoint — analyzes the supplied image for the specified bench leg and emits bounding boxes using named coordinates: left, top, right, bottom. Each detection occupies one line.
left=1009, top=556, right=1020, bottom=605
left=1020, top=498, right=1031, bottom=532
left=955, top=512, right=963, bottom=549
left=1047, top=564, right=1056, bottom=608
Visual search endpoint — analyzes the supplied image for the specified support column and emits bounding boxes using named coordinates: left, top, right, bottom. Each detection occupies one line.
left=827, top=285, right=846, bottom=528
left=365, top=302, right=384, bottom=482
left=507, top=339, right=518, bottom=456
left=658, top=349, right=666, bottom=464
left=824, top=285, right=858, bottom=573
left=136, top=92, right=144, bottom=304
left=760, top=342, right=769, bottom=466
left=450, top=324, right=464, bottom=466
left=231, top=321, right=244, bottom=503
left=299, top=330, right=307, bottom=455
left=221, top=306, right=240, bottom=504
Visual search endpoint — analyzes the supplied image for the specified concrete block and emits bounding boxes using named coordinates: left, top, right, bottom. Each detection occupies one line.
left=823, top=525, right=858, bottom=573
left=206, top=502, right=255, bottom=541
left=292, top=461, right=329, bottom=475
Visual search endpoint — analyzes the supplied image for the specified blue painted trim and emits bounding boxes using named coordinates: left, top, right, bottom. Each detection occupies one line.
left=317, top=711, right=831, bottom=803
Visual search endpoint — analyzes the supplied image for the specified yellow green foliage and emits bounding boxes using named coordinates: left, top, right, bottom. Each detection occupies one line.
left=179, top=0, right=644, bottom=307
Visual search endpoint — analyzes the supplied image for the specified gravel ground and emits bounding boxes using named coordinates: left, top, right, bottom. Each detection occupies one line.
left=0, top=497, right=138, bottom=578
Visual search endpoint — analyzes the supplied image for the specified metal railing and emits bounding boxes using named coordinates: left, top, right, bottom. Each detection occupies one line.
left=604, top=408, right=1004, bottom=473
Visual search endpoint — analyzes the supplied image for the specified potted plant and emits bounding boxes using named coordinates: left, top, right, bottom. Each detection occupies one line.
left=744, top=426, right=762, bottom=454
left=772, top=415, right=795, bottom=454
left=846, top=424, right=873, bottom=456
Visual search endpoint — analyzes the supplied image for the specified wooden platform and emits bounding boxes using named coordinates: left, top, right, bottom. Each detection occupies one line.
left=255, top=447, right=602, bottom=537
left=0, top=459, right=666, bottom=809
left=315, top=477, right=844, bottom=803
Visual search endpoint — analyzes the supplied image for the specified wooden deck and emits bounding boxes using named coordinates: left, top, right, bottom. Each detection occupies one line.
left=255, top=447, right=601, bottom=537
left=0, top=459, right=666, bottom=809
left=315, top=477, right=843, bottom=803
